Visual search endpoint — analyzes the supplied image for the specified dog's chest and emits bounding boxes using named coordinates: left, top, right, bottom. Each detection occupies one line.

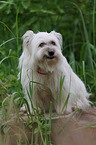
left=34, top=73, right=59, bottom=98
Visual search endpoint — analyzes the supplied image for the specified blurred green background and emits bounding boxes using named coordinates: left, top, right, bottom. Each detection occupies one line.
left=0, top=0, right=96, bottom=107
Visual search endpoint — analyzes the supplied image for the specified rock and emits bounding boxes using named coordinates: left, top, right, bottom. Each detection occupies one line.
left=0, top=108, right=96, bottom=145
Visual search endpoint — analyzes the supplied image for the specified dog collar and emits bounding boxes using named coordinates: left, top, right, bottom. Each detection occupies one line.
left=37, top=67, right=48, bottom=75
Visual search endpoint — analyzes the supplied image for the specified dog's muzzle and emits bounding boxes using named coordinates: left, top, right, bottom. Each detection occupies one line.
left=45, top=50, right=55, bottom=60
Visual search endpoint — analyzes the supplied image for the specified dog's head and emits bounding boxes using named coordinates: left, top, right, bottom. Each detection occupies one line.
left=22, top=30, right=63, bottom=72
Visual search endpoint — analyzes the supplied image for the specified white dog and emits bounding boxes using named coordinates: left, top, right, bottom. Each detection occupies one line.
left=18, top=30, right=91, bottom=114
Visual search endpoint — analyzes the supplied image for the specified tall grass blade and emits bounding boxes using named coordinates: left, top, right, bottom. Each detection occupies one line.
left=49, top=101, right=52, bottom=140
left=0, top=1, right=16, bottom=7
left=93, top=0, right=96, bottom=48
left=81, top=61, right=86, bottom=83
left=70, top=52, right=76, bottom=73
left=0, top=49, right=11, bottom=64
left=16, top=9, right=19, bottom=56
left=74, top=123, right=96, bottom=131
left=0, top=38, right=15, bottom=47
left=59, top=73, right=65, bottom=112
left=61, top=75, right=71, bottom=113
left=61, top=92, right=70, bottom=113
left=0, top=21, right=15, bottom=37
left=59, top=108, right=79, bottom=134
left=21, top=97, right=31, bottom=115
left=71, top=2, right=95, bottom=75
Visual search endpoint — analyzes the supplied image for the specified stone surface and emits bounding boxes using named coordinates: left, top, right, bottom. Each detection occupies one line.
left=51, top=108, right=96, bottom=145
left=0, top=108, right=96, bottom=145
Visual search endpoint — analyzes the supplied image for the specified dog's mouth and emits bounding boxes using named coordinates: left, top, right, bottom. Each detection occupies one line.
left=44, top=55, right=58, bottom=66
left=44, top=50, right=56, bottom=61
left=46, top=56, right=55, bottom=60
left=42, top=50, right=59, bottom=67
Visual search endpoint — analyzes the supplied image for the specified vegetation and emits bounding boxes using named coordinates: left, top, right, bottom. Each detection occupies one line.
left=0, top=0, right=96, bottom=144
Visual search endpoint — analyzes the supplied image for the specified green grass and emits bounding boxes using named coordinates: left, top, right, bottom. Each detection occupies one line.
left=0, top=1, right=96, bottom=144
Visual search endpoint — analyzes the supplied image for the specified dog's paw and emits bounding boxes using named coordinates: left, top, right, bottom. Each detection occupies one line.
left=20, top=105, right=27, bottom=113
left=20, top=105, right=42, bottom=115
left=72, top=106, right=77, bottom=112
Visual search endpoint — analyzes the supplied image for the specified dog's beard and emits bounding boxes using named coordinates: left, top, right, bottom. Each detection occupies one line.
left=36, top=52, right=61, bottom=73
left=44, top=55, right=59, bottom=67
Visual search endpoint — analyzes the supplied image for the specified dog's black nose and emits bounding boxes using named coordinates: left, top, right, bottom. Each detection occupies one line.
left=48, top=50, right=54, bottom=56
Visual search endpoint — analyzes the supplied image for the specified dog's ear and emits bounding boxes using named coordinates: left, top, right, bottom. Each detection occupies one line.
left=22, top=30, right=35, bottom=50
left=50, top=31, right=63, bottom=48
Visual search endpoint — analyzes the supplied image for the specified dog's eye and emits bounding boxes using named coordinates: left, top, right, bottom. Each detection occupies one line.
left=51, top=41, right=56, bottom=45
left=39, top=43, right=45, bottom=47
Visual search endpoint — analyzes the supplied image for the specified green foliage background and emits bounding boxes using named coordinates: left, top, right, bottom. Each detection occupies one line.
left=0, top=0, right=96, bottom=105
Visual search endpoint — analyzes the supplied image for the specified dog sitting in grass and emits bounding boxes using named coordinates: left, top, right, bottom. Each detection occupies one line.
left=18, top=30, right=91, bottom=114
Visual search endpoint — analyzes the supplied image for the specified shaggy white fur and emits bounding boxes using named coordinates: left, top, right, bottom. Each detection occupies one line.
left=18, top=30, right=91, bottom=114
